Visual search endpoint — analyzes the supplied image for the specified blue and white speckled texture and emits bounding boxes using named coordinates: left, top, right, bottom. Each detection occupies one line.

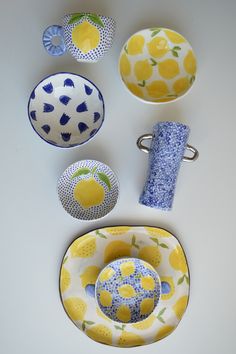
left=96, top=258, right=161, bottom=323
left=139, top=122, right=190, bottom=211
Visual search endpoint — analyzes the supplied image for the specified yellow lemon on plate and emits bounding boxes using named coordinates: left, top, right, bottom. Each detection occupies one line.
left=173, top=295, right=188, bottom=319
left=184, top=50, right=197, bottom=75
left=120, top=261, right=135, bottom=276
left=104, top=226, right=132, bottom=235
left=86, top=324, right=112, bottom=345
left=74, top=178, right=105, bottom=209
left=80, top=265, right=100, bottom=288
left=120, top=53, right=131, bottom=76
left=146, top=80, right=169, bottom=98
left=118, top=331, right=145, bottom=347
left=70, top=235, right=96, bottom=258
left=155, top=325, right=175, bottom=340
left=60, top=266, right=71, bottom=293
left=138, top=245, right=162, bottom=268
left=134, top=59, right=153, bottom=81
left=99, top=290, right=113, bottom=307
left=63, top=297, right=87, bottom=321
left=99, top=267, right=115, bottom=282
left=173, top=77, right=190, bottom=95
left=141, top=276, right=155, bottom=291
left=140, top=298, right=154, bottom=315
left=158, top=59, right=180, bottom=79
left=104, top=240, right=131, bottom=263
left=118, top=284, right=136, bottom=298
left=147, top=36, right=169, bottom=58
left=116, top=305, right=131, bottom=322
left=132, top=314, right=156, bottom=330
left=126, top=82, right=144, bottom=98
left=145, top=227, right=172, bottom=237
left=169, top=245, right=188, bottom=273
left=72, top=21, right=100, bottom=54
left=164, top=29, right=186, bottom=44
left=127, top=34, right=145, bottom=55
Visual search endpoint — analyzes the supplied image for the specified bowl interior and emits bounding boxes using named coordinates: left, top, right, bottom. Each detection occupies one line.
left=119, top=28, right=197, bottom=103
left=28, top=73, right=104, bottom=147
left=58, top=160, right=119, bottom=220
left=95, top=257, right=161, bottom=323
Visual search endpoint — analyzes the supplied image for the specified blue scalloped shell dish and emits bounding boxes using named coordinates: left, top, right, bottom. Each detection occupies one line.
left=28, top=72, right=105, bottom=148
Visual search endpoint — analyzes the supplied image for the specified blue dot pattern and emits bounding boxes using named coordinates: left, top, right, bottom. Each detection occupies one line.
left=62, top=14, right=116, bottom=63
left=96, top=258, right=161, bottom=323
left=139, top=122, right=190, bottom=211
left=28, top=73, right=105, bottom=148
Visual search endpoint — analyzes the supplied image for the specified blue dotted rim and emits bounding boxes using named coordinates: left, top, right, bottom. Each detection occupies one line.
left=42, top=25, right=66, bottom=56
left=27, top=72, right=105, bottom=149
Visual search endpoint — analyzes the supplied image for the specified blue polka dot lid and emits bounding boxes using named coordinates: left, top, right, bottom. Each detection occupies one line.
left=95, top=258, right=161, bottom=323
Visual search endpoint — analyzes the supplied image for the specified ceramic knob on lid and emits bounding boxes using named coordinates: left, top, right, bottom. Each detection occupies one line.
left=95, top=258, right=161, bottom=323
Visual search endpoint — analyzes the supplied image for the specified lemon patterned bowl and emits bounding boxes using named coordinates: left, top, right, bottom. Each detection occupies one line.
left=95, top=258, right=161, bottom=323
left=28, top=73, right=105, bottom=148
left=58, top=160, right=119, bottom=221
left=59, top=226, right=190, bottom=347
left=119, top=28, right=197, bottom=103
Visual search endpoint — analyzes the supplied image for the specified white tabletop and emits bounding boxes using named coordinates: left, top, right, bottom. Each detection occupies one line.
left=1, top=0, right=235, bottom=353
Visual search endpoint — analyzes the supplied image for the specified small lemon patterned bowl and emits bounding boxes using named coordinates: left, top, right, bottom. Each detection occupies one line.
left=95, top=258, right=161, bottom=323
left=119, top=28, right=197, bottom=103
left=58, top=160, right=119, bottom=221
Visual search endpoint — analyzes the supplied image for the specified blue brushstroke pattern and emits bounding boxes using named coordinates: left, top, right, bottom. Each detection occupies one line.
left=60, top=113, right=71, bottom=125
left=30, top=90, right=35, bottom=99
left=59, top=95, right=71, bottom=105
left=43, top=103, right=54, bottom=112
left=85, top=284, right=95, bottom=298
left=30, top=110, right=37, bottom=120
left=41, top=124, right=50, bottom=134
left=98, top=91, right=103, bottom=101
left=43, top=82, right=53, bottom=94
left=90, top=129, right=97, bottom=137
left=64, top=78, right=74, bottom=87
left=61, top=133, right=71, bottom=142
left=161, top=281, right=171, bottom=294
left=76, top=101, right=88, bottom=113
left=78, top=122, right=89, bottom=133
left=93, top=112, right=100, bottom=123
left=84, top=84, right=93, bottom=95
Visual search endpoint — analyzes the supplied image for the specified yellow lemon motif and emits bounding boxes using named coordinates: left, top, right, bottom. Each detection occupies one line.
left=72, top=21, right=100, bottom=54
left=146, top=80, right=169, bottom=98
left=132, top=314, right=156, bottom=330
left=164, top=29, right=186, bottom=44
left=138, top=245, right=162, bottom=268
left=99, top=290, right=113, bottom=307
left=104, top=240, right=131, bottom=263
left=80, top=265, right=100, bottom=288
left=120, top=261, right=135, bottom=277
left=104, top=226, right=132, bottom=236
left=158, top=59, right=180, bottom=79
left=99, top=267, right=115, bottom=282
left=173, top=77, right=190, bottom=95
left=63, top=297, right=87, bottom=321
left=184, top=50, right=197, bottom=75
left=70, top=235, right=96, bottom=258
left=145, top=227, right=172, bottom=237
left=60, top=266, right=71, bottom=293
left=74, top=178, right=105, bottom=209
left=140, top=298, right=154, bottom=315
left=147, top=37, right=169, bottom=58
left=155, top=325, right=175, bottom=340
left=120, top=53, right=131, bottom=77
left=141, top=276, right=155, bottom=291
left=134, top=59, right=153, bottom=81
left=96, top=307, right=112, bottom=322
left=116, top=305, right=131, bottom=322
left=169, top=245, right=188, bottom=273
left=173, top=295, right=188, bottom=319
left=118, top=331, right=145, bottom=347
left=160, top=276, right=175, bottom=300
left=126, top=82, right=144, bottom=98
left=118, top=284, right=136, bottom=298
left=86, top=324, right=112, bottom=345
left=127, top=34, right=145, bottom=55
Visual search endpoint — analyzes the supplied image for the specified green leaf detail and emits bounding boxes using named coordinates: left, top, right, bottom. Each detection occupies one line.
left=96, top=230, right=107, bottom=239
left=88, top=14, right=104, bottom=27
left=159, top=243, right=169, bottom=249
left=185, top=275, right=190, bottom=284
left=68, top=13, right=85, bottom=25
left=91, top=166, right=97, bottom=175
left=172, top=50, right=179, bottom=57
left=84, top=320, right=95, bottom=325
left=150, top=27, right=161, bottom=31
left=124, top=45, right=128, bottom=54
left=114, top=325, right=123, bottom=330
left=157, top=316, right=165, bottom=324
left=62, top=256, right=68, bottom=264
left=131, top=235, right=139, bottom=249
left=82, top=322, right=86, bottom=331
left=150, top=58, right=158, bottom=66
left=71, top=168, right=91, bottom=179
left=150, top=237, right=159, bottom=245
left=177, top=275, right=185, bottom=285
left=173, top=46, right=181, bottom=51
left=138, top=80, right=146, bottom=87
left=158, top=307, right=166, bottom=317
left=151, top=29, right=161, bottom=37
left=121, top=324, right=126, bottom=330
left=190, top=75, right=195, bottom=84
left=97, top=172, right=111, bottom=191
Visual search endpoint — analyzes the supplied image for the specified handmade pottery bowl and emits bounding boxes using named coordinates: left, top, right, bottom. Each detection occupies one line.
left=95, top=257, right=161, bottom=323
left=58, top=160, right=119, bottom=220
left=119, top=28, right=197, bottom=103
left=60, top=226, right=190, bottom=347
left=28, top=72, right=105, bottom=148
left=43, top=12, right=116, bottom=62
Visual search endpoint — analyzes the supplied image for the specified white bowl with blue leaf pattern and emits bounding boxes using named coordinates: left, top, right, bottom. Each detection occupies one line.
left=28, top=72, right=105, bottom=148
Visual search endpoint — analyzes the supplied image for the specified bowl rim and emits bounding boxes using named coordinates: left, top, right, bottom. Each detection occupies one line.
left=27, top=72, right=105, bottom=148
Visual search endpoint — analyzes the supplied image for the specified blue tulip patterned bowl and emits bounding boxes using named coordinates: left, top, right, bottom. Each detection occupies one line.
left=95, top=257, right=161, bottom=323
left=28, top=72, right=105, bottom=148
